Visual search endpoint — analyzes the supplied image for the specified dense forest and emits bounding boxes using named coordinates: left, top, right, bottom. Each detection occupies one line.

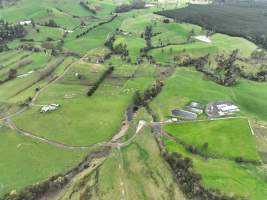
left=156, top=2, right=267, bottom=48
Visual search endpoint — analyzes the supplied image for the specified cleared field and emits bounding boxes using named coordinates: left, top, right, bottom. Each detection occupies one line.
left=164, top=118, right=260, bottom=161
left=0, top=56, right=62, bottom=102
left=149, top=33, right=257, bottom=64
left=0, top=0, right=86, bottom=28
left=23, top=25, right=64, bottom=42
left=56, top=109, right=186, bottom=200
left=150, top=68, right=267, bottom=122
left=63, top=9, right=158, bottom=55
left=163, top=138, right=267, bottom=200
left=121, top=13, right=203, bottom=41
left=0, top=125, right=88, bottom=196
left=0, top=51, right=50, bottom=80
left=63, top=16, right=122, bottom=54
left=13, top=60, right=155, bottom=146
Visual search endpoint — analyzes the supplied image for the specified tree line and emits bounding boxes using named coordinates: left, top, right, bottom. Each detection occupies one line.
left=87, top=66, right=114, bottom=96
left=80, top=1, right=96, bottom=15
left=76, top=15, right=117, bottom=39
left=0, top=20, right=26, bottom=44
left=164, top=152, right=247, bottom=200
left=114, top=0, right=145, bottom=13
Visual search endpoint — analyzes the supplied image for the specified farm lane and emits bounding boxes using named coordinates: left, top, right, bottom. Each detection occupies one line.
left=3, top=111, right=136, bottom=150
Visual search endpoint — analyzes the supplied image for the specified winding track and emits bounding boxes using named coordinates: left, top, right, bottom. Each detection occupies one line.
left=0, top=55, right=147, bottom=150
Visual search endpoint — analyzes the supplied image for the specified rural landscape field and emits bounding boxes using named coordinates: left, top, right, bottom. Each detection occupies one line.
left=0, top=0, right=267, bottom=199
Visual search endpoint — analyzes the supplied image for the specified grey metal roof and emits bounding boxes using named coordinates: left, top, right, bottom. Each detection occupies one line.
left=171, top=109, right=197, bottom=119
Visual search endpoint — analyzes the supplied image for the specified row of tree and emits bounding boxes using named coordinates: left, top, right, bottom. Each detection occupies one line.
left=76, top=14, right=117, bottom=39
left=87, top=66, right=114, bottom=96
left=80, top=1, right=96, bottom=15
left=133, top=80, right=164, bottom=107
left=141, top=25, right=153, bottom=52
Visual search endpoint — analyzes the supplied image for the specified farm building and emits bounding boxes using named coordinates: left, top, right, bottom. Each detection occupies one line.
left=40, top=104, right=60, bottom=113
left=145, top=3, right=156, bottom=8
left=171, top=109, right=197, bottom=120
left=187, top=101, right=204, bottom=114
left=206, top=101, right=240, bottom=118
left=19, top=20, right=32, bottom=25
left=189, top=0, right=212, bottom=5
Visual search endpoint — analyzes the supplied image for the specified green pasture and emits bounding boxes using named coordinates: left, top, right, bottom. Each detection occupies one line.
left=0, top=55, right=62, bottom=108
left=96, top=110, right=186, bottom=199
left=149, top=33, right=257, bottom=64
left=150, top=68, right=267, bottom=122
left=164, top=138, right=267, bottom=200
left=152, top=21, right=205, bottom=46
left=55, top=108, right=185, bottom=199
left=13, top=61, right=155, bottom=146
left=63, top=9, right=159, bottom=55
left=23, top=25, right=64, bottom=42
left=0, top=125, right=88, bottom=196
left=164, top=118, right=260, bottom=161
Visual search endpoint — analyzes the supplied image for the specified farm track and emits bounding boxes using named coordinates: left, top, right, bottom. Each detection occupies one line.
left=0, top=52, right=150, bottom=151
left=4, top=113, right=147, bottom=150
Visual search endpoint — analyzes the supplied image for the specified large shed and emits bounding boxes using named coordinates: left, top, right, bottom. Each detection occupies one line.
left=171, top=109, right=197, bottom=120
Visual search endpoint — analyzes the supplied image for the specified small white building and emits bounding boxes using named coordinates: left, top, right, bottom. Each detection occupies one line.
left=19, top=20, right=32, bottom=25
left=206, top=101, right=240, bottom=118
left=189, top=0, right=212, bottom=5
left=65, top=30, right=74, bottom=33
left=217, top=104, right=240, bottom=114
left=193, top=35, right=211, bottom=43
left=145, top=3, right=156, bottom=8
left=40, top=104, right=60, bottom=113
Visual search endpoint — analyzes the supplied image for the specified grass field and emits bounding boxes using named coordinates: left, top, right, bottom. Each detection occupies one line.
left=55, top=108, right=186, bottom=200
left=0, top=125, right=88, bottom=196
left=13, top=60, right=155, bottom=146
left=1, top=0, right=267, bottom=198
left=23, top=25, right=64, bottom=42
left=149, top=33, right=257, bottom=64
left=150, top=68, right=267, bottom=122
left=164, top=118, right=260, bottom=161
left=163, top=137, right=267, bottom=200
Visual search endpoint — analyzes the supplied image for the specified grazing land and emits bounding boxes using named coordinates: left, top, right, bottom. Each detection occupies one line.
left=0, top=1, right=267, bottom=199
left=164, top=118, right=260, bottom=161
left=0, top=125, right=88, bottom=196
left=53, top=109, right=186, bottom=200
left=163, top=137, right=267, bottom=200
left=150, top=68, right=267, bottom=121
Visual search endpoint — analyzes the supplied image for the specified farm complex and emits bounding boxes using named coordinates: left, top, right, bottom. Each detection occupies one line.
left=0, top=0, right=267, bottom=200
